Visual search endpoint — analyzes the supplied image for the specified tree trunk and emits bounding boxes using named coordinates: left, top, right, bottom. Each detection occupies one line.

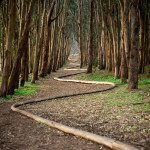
left=87, top=0, right=95, bottom=74
left=77, top=0, right=84, bottom=68
left=0, top=0, right=16, bottom=97
left=123, top=0, right=130, bottom=67
left=8, top=0, right=34, bottom=95
left=20, top=34, right=29, bottom=87
left=99, top=0, right=105, bottom=70
left=128, top=1, right=140, bottom=89
left=32, top=0, right=46, bottom=83
left=52, top=20, right=58, bottom=72
left=120, top=5, right=128, bottom=83
left=29, top=35, right=33, bottom=73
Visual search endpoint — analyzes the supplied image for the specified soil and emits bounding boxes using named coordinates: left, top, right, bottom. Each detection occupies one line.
left=0, top=102, right=109, bottom=150
left=0, top=59, right=149, bottom=150
left=0, top=61, right=111, bottom=150
left=22, top=94, right=150, bottom=150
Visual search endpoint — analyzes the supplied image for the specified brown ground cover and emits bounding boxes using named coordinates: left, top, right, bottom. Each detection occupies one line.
left=0, top=63, right=110, bottom=150
left=0, top=61, right=149, bottom=150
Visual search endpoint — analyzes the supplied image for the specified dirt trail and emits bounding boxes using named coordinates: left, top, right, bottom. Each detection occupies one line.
left=0, top=60, right=111, bottom=150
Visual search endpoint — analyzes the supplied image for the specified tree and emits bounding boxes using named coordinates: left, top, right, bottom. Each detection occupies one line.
left=87, top=0, right=95, bottom=73
left=128, top=0, right=140, bottom=89
left=8, top=0, right=34, bottom=95
left=0, top=0, right=16, bottom=96
left=77, top=0, right=84, bottom=68
left=32, top=0, right=46, bottom=83
left=40, top=0, right=56, bottom=77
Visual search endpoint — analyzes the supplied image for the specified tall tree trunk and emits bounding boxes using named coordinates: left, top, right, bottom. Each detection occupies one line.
left=87, top=0, right=95, bottom=74
left=120, top=5, right=128, bottom=83
left=145, top=0, right=150, bottom=68
left=1, top=25, right=5, bottom=72
left=47, top=23, right=55, bottom=74
left=99, top=0, right=105, bottom=70
left=77, top=0, right=84, bottom=68
left=128, top=0, right=140, bottom=89
left=0, top=0, right=16, bottom=97
left=139, top=16, right=145, bottom=74
left=96, top=0, right=102, bottom=70
left=32, top=0, right=46, bottom=83
left=115, top=4, right=121, bottom=78
left=29, top=35, right=33, bottom=73
left=8, top=0, right=34, bottom=95
left=40, top=1, right=58, bottom=77
left=14, top=0, right=26, bottom=89
left=20, top=34, right=29, bottom=87
left=52, top=20, right=58, bottom=72
left=123, top=0, right=130, bottom=67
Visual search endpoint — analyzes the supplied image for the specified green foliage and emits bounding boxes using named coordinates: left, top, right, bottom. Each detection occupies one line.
left=139, top=76, right=150, bottom=85
left=75, top=71, right=150, bottom=112
left=76, top=70, right=122, bottom=84
left=3, top=82, right=37, bottom=100
left=15, top=83, right=37, bottom=95
left=103, top=86, right=144, bottom=107
left=144, top=65, right=150, bottom=76
left=77, top=70, right=150, bottom=85
left=133, top=103, right=150, bottom=113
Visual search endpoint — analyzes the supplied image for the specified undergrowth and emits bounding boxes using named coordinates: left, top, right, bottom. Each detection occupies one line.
left=3, top=82, right=37, bottom=100
left=77, top=70, right=122, bottom=84
left=75, top=70, right=150, bottom=113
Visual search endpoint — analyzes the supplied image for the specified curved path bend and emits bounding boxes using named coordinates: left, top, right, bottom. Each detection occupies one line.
left=11, top=62, right=138, bottom=150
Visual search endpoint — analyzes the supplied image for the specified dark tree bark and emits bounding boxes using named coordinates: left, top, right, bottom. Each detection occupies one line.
left=52, top=18, right=59, bottom=72
left=77, top=0, right=84, bottom=68
left=20, top=34, right=29, bottom=87
left=29, top=36, right=33, bottom=73
left=87, top=0, right=95, bottom=74
left=39, top=15, right=53, bottom=77
left=31, top=0, right=46, bottom=83
left=120, top=5, right=128, bottom=83
left=40, top=0, right=61, bottom=77
left=8, top=0, right=34, bottom=95
left=123, top=0, right=130, bottom=67
left=128, top=0, right=140, bottom=89
left=0, top=0, right=16, bottom=97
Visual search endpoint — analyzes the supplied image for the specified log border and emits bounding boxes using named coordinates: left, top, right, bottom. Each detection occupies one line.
left=11, top=69, right=139, bottom=150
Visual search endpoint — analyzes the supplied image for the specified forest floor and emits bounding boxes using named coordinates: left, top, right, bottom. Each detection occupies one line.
left=0, top=58, right=150, bottom=150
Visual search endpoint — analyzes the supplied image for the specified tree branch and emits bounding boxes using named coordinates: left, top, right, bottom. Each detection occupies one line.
left=47, top=0, right=56, bottom=26
left=50, top=1, right=64, bottom=22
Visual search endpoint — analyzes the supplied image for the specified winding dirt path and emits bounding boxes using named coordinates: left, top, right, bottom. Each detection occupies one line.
left=0, top=60, right=138, bottom=150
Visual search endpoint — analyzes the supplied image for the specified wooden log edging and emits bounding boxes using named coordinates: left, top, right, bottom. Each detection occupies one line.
left=11, top=70, right=139, bottom=150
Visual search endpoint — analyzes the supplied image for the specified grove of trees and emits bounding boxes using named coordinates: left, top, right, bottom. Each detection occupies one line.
left=74, top=0, right=150, bottom=89
left=0, top=0, right=70, bottom=96
left=0, top=0, right=149, bottom=97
